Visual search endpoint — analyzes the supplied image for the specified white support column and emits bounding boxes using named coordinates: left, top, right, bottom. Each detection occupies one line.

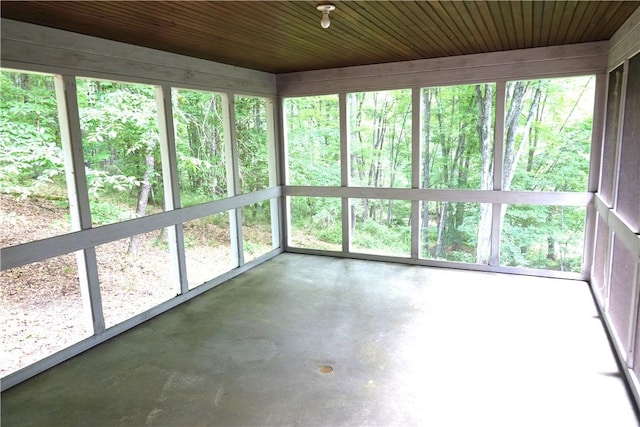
left=266, top=97, right=281, bottom=250
left=340, top=92, right=350, bottom=253
left=224, top=92, right=243, bottom=267
left=490, top=80, right=506, bottom=266
left=55, top=75, right=105, bottom=334
left=612, top=60, right=629, bottom=211
left=583, top=73, right=607, bottom=276
left=411, top=87, right=421, bottom=260
left=156, top=85, right=188, bottom=295
left=279, top=96, right=291, bottom=248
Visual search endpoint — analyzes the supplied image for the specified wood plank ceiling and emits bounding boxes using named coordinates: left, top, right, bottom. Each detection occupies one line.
left=1, top=1, right=638, bottom=74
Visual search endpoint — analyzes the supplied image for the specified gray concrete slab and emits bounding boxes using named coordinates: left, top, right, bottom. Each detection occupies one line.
left=2, top=254, right=638, bottom=426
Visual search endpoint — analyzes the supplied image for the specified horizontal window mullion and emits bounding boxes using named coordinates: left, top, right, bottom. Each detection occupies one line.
left=284, top=186, right=593, bottom=206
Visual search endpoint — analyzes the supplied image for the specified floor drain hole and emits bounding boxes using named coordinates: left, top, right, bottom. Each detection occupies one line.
left=319, top=365, right=333, bottom=374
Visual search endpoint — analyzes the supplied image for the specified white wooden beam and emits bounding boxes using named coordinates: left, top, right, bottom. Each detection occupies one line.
left=156, top=85, right=189, bottom=295
left=54, top=75, right=105, bottom=335
left=608, top=5, right=640, bottom=70
left=1, top=19, right=275, bottom=96
left=278, top=42, right=608, bottom=97
left=1, top=187, right=281, bottom=271
left=284, top=186, right=593, bottom=206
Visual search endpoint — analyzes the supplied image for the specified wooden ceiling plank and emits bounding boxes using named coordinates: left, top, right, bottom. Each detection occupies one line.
left=486, top=1, right=510, bottom=52
left=2, top=0, right=639, bottom=74
left=451, top=1, right=495, bottom=53
left=508, top=1, right=526, bottom=50
left=473, top=1, right=504, bottom=52
left=498, top=1, right=518, bottom=51
left=415, top=1, right=469, bottom=56
left=398, top=1, right=462, bottom=58
left=375, top=1, right=444, bottom=58
left=520, top=1, right=533, bottom=50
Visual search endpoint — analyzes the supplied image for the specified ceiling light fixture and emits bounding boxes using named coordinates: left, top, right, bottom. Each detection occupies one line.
left=317, top=4, right=336, bottom=29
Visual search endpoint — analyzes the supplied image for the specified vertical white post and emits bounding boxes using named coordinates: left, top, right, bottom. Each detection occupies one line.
left=224, top=92, right=243, bottom=267
left=583, top=73, right=607, bottom=276
left=156, top=86, right=188, bottom=295
left=340, top=92, right=350, bottom=254
left=411, top=87, right=421, bottom=260
left=266, top=97, right=281, bottom=250
left=490, top=80, right=506, bottom=266
left=55, top=75, right=105, bottom=334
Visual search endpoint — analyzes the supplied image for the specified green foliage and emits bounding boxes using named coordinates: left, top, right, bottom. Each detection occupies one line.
left=285, top=95, right=341, bottom=186
left=0, top=71, right=65, bottom=196
left=173, top=89, right=228, bottom=204
left=235, top=96, right=270, bottom=193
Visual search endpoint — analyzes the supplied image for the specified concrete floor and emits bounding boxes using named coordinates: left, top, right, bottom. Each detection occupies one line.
left=2, top=253, right=639, bottom=426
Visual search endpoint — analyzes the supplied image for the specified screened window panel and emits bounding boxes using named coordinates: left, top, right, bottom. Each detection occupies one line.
left=0, top=70, right=73, bottom=245
left=183, top=213, right=234, bottom=289
left=284, top=95, right=340, bottom=187
left=616, top=53, right=640, bottom=232
left=349, top=198, right=411, bottom=257
left=235, top=95, right=270, bottom=194
left=600, top=65, right=624, bottom=205
left=0, top=254, right=89, bottom=377
left=77, top=78, right=163, bottom=227
left=288, top=196, right=342, bottom=251
left=419, top=202, right=492, bottom=264
left=348, top=90, right=412, bottom=188
left=500, top=205, right=585, bottom=273
left=242, top=199, right=275, bottom=263
left=172, top=88, right=227, bottom=206
left=421, top=84, right=495, bottom=190
left=503, top=76, right=594, bottom=192
left=608, top=234, right=636, bottom=350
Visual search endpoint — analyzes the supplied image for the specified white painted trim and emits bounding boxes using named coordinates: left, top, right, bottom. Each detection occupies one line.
left=339, top=93, right=350, bottom=253
left=613, top=59, right=630, bottom=213
left=157, top=86, right=188, bottom=295
left=1, top=187, right=281, bottom=271
left=284, top=186, right=593, bottom=206
left=55, top=75, right=105, bottom=335
left=608, top=5, right=640, bottom=70
left=0, top=247, right=283, bottom=391
left=0, top=19, right=276, bottom=96
left=594, top=195, right=640, bottom=257
left=411, top=87, right=421, bottom=259
left=589, top=74, right=607, bottom=193
left=277, top=42, right=608, bottom=97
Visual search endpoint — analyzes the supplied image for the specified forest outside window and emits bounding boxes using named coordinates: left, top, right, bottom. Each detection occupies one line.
left=284, top=95, right=340, bottom=187
left=500, top=205, right=586, bottom=272
left=503, top=76, right=594, bottom=192
left=349, top=198, right=411, bottom=257
left=288, top=196, right=342, bottom=251
left=76, top=78, right=164, bottom=227
left=420, top=83, right=495, bottom=191
left=172, top=88, right=227, bottom=206
left=1, top=70, right=73, bottom=244
left=348, top=89, right=412, bottom=188
left=235, top=95, right=272, bottom=194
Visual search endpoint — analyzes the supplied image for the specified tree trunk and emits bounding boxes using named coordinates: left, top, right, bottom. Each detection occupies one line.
left=434, top=203, right=447, bottom=258
left=128, top=153, right=155, bottom=255
left=475, top=84, right=493, bottom=264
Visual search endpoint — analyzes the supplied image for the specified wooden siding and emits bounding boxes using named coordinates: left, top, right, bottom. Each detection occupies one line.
left=1, top=1, right=638, bottom=73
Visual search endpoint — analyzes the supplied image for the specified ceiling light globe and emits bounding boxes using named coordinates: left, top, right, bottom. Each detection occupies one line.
left=321, top=13, right=331, bottom=29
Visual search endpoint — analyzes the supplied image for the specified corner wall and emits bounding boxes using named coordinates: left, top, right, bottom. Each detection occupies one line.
left=593, top=4, right=640, bottom=408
